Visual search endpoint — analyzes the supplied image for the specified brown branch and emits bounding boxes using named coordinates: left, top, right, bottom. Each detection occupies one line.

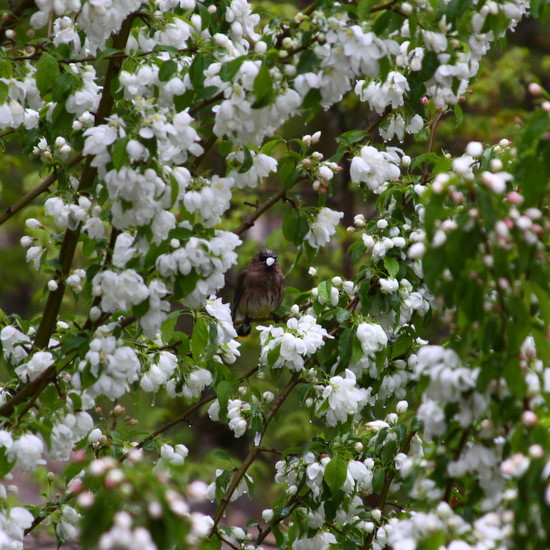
left=256, top=483, right=310, bottom=545
left=362, top=430, right=416, bottom=549
left=421, top=109, right=446, bottom=184
left=118, top=394, right=215, bottom=462
left=0, top=13, right=138, bottom=421
left=235, top=188, right=286, bottom=236
left=0, top=153, right=83, bottom=226
left=188, top=91, right=224, bottom=116
left=119, top=366, right=260, bottom=461
left=210, top=372, right=301, bottom=533
left=361, top=105, right=393, bottom=133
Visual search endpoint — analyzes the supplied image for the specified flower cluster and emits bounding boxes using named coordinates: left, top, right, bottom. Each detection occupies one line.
left=258, top=314, right=330, bottom=371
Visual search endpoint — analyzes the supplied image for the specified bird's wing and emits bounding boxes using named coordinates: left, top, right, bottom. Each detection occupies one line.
left=232, top=269, right=248, bottom=320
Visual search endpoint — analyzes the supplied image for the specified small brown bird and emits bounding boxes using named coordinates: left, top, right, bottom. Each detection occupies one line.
left=232, top=249, right=284, bottom=336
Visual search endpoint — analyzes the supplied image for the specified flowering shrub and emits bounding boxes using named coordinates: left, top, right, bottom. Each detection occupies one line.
left=0, top=0, right=548, bottom=549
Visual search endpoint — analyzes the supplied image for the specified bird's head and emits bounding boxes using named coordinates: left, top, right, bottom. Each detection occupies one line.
left=257, top=249, right=278, bottom=267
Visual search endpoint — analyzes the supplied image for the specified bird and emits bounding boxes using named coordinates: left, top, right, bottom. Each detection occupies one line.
left=232, top=249, right=284, bottom=337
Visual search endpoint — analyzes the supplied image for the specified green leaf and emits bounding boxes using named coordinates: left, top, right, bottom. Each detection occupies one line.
left=220, top=56, right=246, bottom=82
left=357, top=0, right=377, bottom=19
left=0, top=82, right=8, bottom=105
left=111, top=137, right=129, bottom=170
left=383, top=257, right=399, bottom=278
left=172, top=271, right=199, bottom=301
left=454, top=103, right=463, bottom=128
left=0, top=59, right=13, bottom=79
left=317, top=280, right=333, bottom=303
left=0, top=448, right=14, bottom=477
left=296, top=50, right=318, bottom=74
left=372, top=468, right=385, bottom=493
left=391, top=332, right=413, bottom=359
left=278, top=156, right=298, bottom=189
left=189, top=54, right=207, bottom=89
left=51, top=73, right=77, bottom=102
left=161, top=314, right=179, bottom=343
left=158, top=60, right=178, bottom=82
left=36, top=54, right=60, bottom=95
left=191, top=317, right=209, bottom=360
left=338, top=328, right=354, bottom=367
left=381, top=440, right=397, bottom=465
left=336, top=130, right=369, bottom=147
left=324, top=454, right=348, bottom=493
left=216, top=380, right=239, bottom=413
left=282, top=209, right=309, bottom=246
left=238, top=147, right=254, bottom=173
left=253, top=63, right=274, bottom=107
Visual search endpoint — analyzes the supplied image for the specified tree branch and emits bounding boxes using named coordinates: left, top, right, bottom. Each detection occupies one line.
left=0, top=153, right=83, bottom=226
left=210, top=372, right=301, bottom=534
left=421, top=109, right=447, bottom=184
left=0, top=13, right=138, bottom=420
left=362, top=430, right=416, bottom=549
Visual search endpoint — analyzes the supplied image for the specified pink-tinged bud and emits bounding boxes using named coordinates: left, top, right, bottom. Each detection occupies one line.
left=131, top=419, right=138, bottom=425
left=528, top=82, right=543, bottom=97
left=531, top=224, right=543, bottom=235
left=73, top=449, right=86, bottom=462
left=77, top=491, right=95, bottom=508
left=503, top=218, right=514, bottom=230
left=450, top=191, right=464, bottom=203
left=421, top=97, right=429, bottom=105
left=95, top=407, right=103, bottom=414
left=68, top=479, right=84, bottom=494
left=302, top=158, right=311, bottom=166
left=334, top=165, right=343, bottom=172
left=522, top=410, right=538, bottom=426
left=506, top=191, right=524, bottom=205
left=104, top=478, right=118, bottom=489
left=113, top=405, right=125, bottom=414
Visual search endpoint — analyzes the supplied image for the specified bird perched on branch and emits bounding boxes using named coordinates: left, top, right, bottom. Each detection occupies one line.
left=232, top=249, right=284, bottom=337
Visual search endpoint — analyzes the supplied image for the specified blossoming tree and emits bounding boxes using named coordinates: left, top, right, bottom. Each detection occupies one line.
left=0, top=0, right=548, bottom=548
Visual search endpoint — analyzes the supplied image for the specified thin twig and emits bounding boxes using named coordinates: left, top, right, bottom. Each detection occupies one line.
left=0, top=13, right=137, bottom=420
left=362, top=430, right=416, bottom=549
left=256, top=484, right=309, bottom=545
left=210, top=372, right=301, bottom=533
left=361, top=105, right=393, bottom=133
left=421, top=109, right=446, bottom=184
left=0, top=153, right=83, bottom=226
left=118, top=395, right=215, bottom=462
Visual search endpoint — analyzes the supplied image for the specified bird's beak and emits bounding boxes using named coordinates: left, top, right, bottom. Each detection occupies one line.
left=266, top=257, right=275, bottom=266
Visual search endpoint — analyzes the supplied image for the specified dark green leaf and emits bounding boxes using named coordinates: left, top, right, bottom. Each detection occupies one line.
left=383, top=257, right=399, bottom=278
left=282, top=209, right=309, bottom=246
left=111, top=137, right=129, bottom=170
left=158, top=60, right=178, bottom=82
left=0, top=82, right=8, bottom=104
left=36, top=54, right=60, bottom=94
left=191, top=317, right=209, bottom=360
left=220, top=57, right=246, bottom=82
left=324, top=454, right=348, bottom=493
